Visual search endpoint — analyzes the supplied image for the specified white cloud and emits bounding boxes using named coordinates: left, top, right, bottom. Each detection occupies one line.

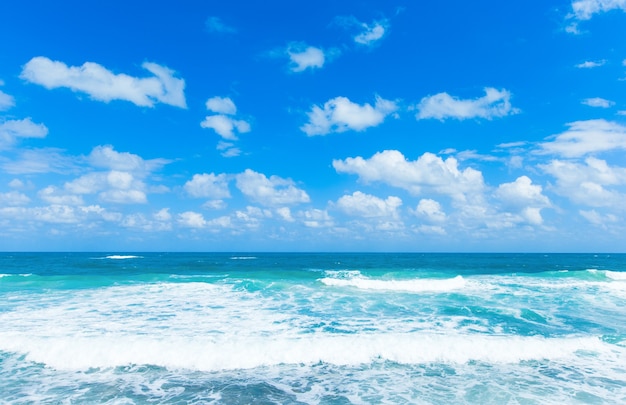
left=216, top=141, right=241, bottom=158
left=0, top=89, right=15, bottom=111
left=414, top=199, right=446, bottom=223
left=579, top=209, right=619, bottom=227
left=121, top=212, right=172, bottom=232
left=538, top=119, right=626, bottom=157
left=287, top=44, right=326, bottom=72
left=566, top=0, right=626, bottom=33
left=336, top=191, right=402, bottom=218
left=540, top=157, right=626, bottom=207
left=495, top=176, right=550, bottom=207
left=206, top=96, right=237, bottom=115
left=202, top=200, right=227, bottom=210
left=0, top=191, right=30, bottom=206
left=20, top=57, right=186, bottom=108
left=201, top=97, right=250, bottom=141
left=178, top=211, right=207, bottom=228
left=575, top=60, right=606, bottom=68
left=205, top=16, right=237, bottom=34
left=38, top=186, right=84, bottom=205
left=154, top=208, right=172, bottom=222
left=354, top=20, right=388, bottom=45
left=415, top=87, right=519, bottom=121
left=184, top=173, right=230, bottom=199
left=88, top=145, right=169, bottom=174
left=235, top=169, right=310, bottom=206
left=494, top=176, right=551, bottom=225
left=569, top=0, right=626, bottom=21
left=581, top=97, right=615, bottom=108
left=0, top=118, right=48, bottom=149
left=333, top=150, right=485, bottom=201
left=1, top=148, right=74, bottom=174
left=61, top=146, right=168, bottom=204
left=8, top=179, right=25, bottom=189
left=300, top=208, right=334, bottom=228
left=276, top=207, right=294, bottom=222
left=200, top=115, right=251, bottom=140
left=301, top=95, right=398, bottom=136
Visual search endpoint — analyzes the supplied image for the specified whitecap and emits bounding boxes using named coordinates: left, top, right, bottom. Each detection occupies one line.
left=320, top=275, right=466, bottom=293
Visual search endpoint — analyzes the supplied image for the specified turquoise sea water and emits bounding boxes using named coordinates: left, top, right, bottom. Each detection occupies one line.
left=1, top=252, right=625, bottom=404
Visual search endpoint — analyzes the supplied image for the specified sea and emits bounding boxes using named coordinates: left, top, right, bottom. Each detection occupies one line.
left=1, top=252, right=625, bottom=404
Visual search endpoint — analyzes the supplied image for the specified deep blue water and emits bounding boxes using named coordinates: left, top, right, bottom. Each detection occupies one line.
left=1, top=252, right=625, bottom=404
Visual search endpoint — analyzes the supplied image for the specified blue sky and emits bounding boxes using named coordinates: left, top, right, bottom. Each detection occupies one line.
left=1, top=0, right=626, bottom=252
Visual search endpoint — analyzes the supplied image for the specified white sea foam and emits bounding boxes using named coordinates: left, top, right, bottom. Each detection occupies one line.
left=604, top=270, right=626, bottom=280
left=103, top=255, right=142, bottom=260
left=0, top=332, right=614, bottom=372
left=320, top=274, right=466, bottom=293
left=230, top=256, right=257, bottom=260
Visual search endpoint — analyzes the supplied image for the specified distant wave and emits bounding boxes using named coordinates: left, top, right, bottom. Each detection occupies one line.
left=320, top=273, right=466, bottom=293
left=102, top=255, right=143, bottom=260
left=230, top=256, right=257, bottom=260
left=0, top=273, right=33, bottom=278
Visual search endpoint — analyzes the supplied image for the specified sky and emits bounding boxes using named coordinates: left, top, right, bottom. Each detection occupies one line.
left=1, top=0, right=626, bottom=252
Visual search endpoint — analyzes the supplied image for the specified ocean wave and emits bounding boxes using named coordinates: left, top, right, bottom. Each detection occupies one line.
left=0, top=332, right=614, bottom=372
left=102, top=255, right=143, bottom=260
left=320, top=274, right=466, bottom=293
left=0, top=273, right=33, bottom=278
left=230, top=256, right=257, bottom=260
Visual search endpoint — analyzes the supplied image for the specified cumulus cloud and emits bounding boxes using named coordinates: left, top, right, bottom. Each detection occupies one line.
left=38, top=186, right=84, bottom=205
left=20, top=57, right=186, bottom=108
left=64, top=171, right=147, bottom=204
left=495, top=176, right=551, bottom=225
left=201, top=96, right=250, bottom=142
left=569, top=0, right=626, bottom=20
left=495, top=176, right=551, bottom=207
left=415, top=87, right=519, bottom=121
left=286, top=43, right=328, bottom=72
left=336, top=191, right=402, bottom=218
left=184, top=173, right=230, bottom=199
left=235, top=169, right=310, bottom=206
left=538, top=119, right=626, bottom=157
left=121, top=210, right=172, bottom=232
left=0, top=118, right=48, bottom=149
left=300, top=208, right=334, bottom=228
left=0, top=191, right=30, bottom=206
left=201, top=115, right=250, bottom=140
left=581, top=97, right=615, bottom=108
left=0, top=88, right=15, bottom=111
left=333, top=150, right=485, bottom=201
left=301, top=95, right=398, bottom=136
left=414, top=199, right=446, bottom=223
left=540, top=157, right=626, bottom=207
left=566, top=0, right=626, bottom=33
left=206, top=96, right=237, bottom=115
left=59, top=145, right=169, bottom=204
left=178, top=211, right=207, bottom=228
left=88, top=145, right=169, bottom=174
left=205, top=16, right=237, bottom=34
